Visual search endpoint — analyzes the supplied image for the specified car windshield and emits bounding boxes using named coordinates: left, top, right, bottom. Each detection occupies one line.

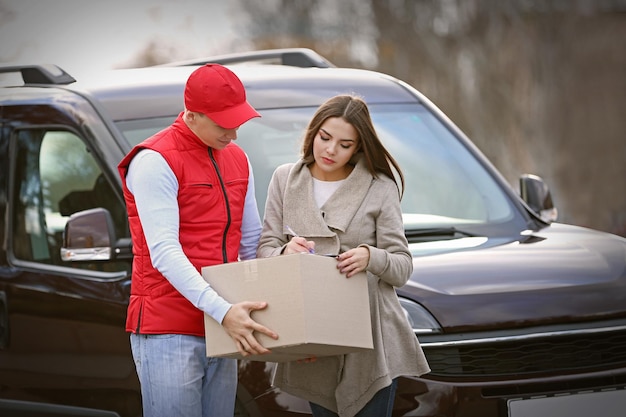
left=116, top=103, right=522, bottom=238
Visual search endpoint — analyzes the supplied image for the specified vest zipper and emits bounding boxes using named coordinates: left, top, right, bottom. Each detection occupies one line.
left=135, top=300, right=143, bottom=333
left=208, top=148, right=231, bottom=263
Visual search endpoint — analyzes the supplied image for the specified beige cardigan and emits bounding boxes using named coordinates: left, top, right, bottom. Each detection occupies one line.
left=257, top=157, right=430, bottom=417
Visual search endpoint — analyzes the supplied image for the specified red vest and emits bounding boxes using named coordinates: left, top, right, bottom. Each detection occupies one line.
left=118, top=114, right=249, bottom=336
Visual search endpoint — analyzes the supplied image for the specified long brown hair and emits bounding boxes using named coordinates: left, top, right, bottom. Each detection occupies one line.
left=301, top=95, right=405, bottom=197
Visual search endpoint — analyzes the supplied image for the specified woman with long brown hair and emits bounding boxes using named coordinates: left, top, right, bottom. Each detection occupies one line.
left=257, top=94, right=430, bottom=417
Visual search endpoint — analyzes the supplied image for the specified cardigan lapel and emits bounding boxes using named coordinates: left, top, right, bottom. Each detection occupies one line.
left=321, top=157, right=372, bottom=232
left=283, top=161, right=332, bottom=237
left=282, top=156, right=373, bottom=236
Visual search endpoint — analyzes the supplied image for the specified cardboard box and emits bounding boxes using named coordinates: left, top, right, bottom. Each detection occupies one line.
left=202, top=253, right=373, bottom=362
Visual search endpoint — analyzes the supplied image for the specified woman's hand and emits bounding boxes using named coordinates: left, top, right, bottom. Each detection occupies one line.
left=337, top=246, right=370, bottom=277
left=284, top=236, right=315, bottom=255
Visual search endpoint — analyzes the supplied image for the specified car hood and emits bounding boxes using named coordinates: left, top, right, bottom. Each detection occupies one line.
left=401, top=223, right=626, bottom=332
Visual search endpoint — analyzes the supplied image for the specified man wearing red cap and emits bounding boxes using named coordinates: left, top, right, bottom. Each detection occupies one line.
left=118, top=64, right=278, bottom=417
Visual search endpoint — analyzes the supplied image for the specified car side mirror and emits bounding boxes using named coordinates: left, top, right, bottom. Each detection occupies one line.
left=60, top=207, right=132, bottom=261
left=519, top=174, right=558, bottom=224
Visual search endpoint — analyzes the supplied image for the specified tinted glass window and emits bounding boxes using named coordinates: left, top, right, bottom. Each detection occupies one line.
left=369, top=104, right=513, bottom=225
left=116, top=116, right=176, bottom=148
left=11, top=129, right=129, bottom=273
left=116, top=103, right=519, bottom=234
left=235, top=104, right=516, bottom=228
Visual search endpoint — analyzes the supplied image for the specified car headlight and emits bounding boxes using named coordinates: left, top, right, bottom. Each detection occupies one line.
left=399, top=297, right=442, bottom=334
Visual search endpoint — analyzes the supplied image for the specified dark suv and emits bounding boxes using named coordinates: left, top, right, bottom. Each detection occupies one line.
left=1, top=49, right=625, bottom=417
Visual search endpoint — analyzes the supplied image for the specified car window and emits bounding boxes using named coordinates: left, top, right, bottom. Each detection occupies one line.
left=116, top=116, right=177, bottom=148
left=235, top=104, right=517, bottom=229
left=10, top=128, right=129, bottom=273
left=115, top=103, right=518, bottom=233
left=368, top=104, right=514, bottom=225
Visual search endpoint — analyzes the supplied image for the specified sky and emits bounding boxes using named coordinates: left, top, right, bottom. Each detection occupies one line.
left=0, top=0, right=249, bottom=77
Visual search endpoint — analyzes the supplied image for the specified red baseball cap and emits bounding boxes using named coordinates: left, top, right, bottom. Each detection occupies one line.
left=184, top=64, right=260, bottom=129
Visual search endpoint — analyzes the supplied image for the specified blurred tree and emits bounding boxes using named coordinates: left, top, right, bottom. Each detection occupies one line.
left=123, top=40, right=181, bottom=68
left=366, top=0, right=626, bottom=235
left=236, top=0, right=626, bottom=236
left=238, top=0, right=378, bottom=68
left=0, top=3, right=20, bottom=63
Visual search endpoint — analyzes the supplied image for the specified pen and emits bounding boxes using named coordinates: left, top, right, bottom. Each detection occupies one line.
left=284, top=225, right=315, bottom=254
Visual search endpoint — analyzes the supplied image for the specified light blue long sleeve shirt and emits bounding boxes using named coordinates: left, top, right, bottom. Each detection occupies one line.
left=126, top=149, right=262, bottom=324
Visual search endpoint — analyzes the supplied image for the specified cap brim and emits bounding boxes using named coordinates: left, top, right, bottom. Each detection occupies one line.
left=205, top=100, right=261, bottom=129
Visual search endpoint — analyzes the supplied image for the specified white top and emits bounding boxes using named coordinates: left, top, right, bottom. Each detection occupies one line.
left=126, top=149, right=262, bottom=324
left=312, top=177, right=345, bottom=208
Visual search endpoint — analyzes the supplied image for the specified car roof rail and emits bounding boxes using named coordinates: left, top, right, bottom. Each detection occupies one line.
left=0, top=64, right=76, bottom=85
left=157, top=48, right=336, bottom=69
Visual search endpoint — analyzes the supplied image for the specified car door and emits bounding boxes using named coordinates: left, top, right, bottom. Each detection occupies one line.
left=0, top=115, right=141, bottom=416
